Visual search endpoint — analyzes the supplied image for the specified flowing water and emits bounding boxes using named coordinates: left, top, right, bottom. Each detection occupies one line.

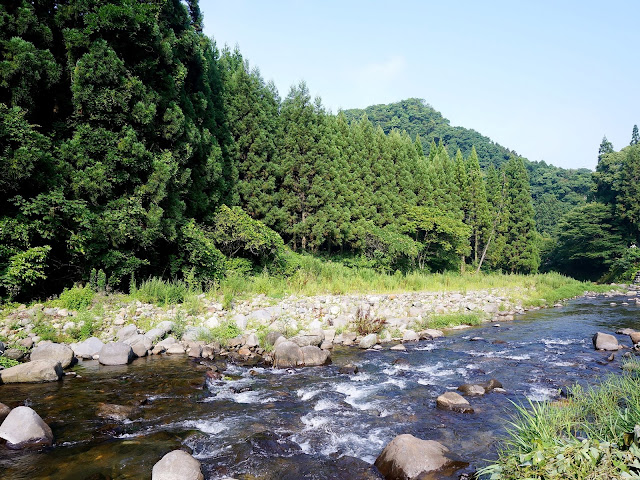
left=1, top=294, right=639, bottom=479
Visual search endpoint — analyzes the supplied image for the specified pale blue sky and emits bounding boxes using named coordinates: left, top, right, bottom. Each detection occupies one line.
left=202, top=1, right=640, bottom=170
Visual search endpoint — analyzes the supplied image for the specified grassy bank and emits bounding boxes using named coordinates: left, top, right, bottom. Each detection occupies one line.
left=479, top=358, right=640, bottom=479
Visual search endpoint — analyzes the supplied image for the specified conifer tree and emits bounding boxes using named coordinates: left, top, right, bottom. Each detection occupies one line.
left=465, top=147, right=490, bottom=263
left=632, top=125, right=639, bottom=146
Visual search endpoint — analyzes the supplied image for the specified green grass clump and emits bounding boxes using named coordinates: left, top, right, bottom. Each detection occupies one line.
left=197, top=320, right=241, bottom=346
left=479, top=369, right=640, bottom=479
left=0, top=356, right=19, bottom=368
left=56, top=286, right=95, bottom=310
left=426, top=312, right=484, bottom=329
left=133, top=278, right=199, bottom=306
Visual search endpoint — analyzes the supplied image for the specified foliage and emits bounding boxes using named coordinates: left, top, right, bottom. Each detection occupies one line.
left=426, top=312, right=483, bottom=329
left=198, top=320, right=241, bottom=346
left=133, top=278, right=199, bottom=306
left=352, top=307, right=386, bottom=336
left=56, top=286, right=95, bottom=311
left=0, top=356, right=19, bottom=368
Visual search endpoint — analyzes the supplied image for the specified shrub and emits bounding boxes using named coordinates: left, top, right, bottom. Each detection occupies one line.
left=197, top=320, right=241, bottom=346
left=352, top=307, right=385, bottom=336
left=58, top=286, right=95, bottom=310
left=134, top=278, right=196, bottom=306
left=0, top=356, right=19, bottom=368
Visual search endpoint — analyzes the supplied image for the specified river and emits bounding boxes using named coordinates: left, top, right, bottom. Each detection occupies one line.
left=0, top=294, right=637, bottom=479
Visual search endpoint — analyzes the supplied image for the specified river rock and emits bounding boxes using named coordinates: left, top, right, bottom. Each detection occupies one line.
left=125, top=334, right=153, bottom=357
left=481, top=379, right=503, bottom=392
left=291, top=330, right=324, bottom=347
left=359, top=334, right=378, bottom=349
left=0, top=406, right=53, bottom=449
left=265, top=331, right=284, bottom=347
left=116, top=324, right=138, bottom=342
left=420, top=328, right=444, bottom=339
left=3, top=348, right=26, bottom=361
left=0, top=360, right=63, bottom=383
left=18, top=337, right=34, bottom=349
left=166, top=344, right=186, bottom=355
left=98, top=342, right=135, bottom=365
left=457, top=384, right=486, bottom=396
left=390, top=344, right=406, bottom=351
left=300, top=346, right=331, bottom=366
left=402, top=330, right=419, bottom=342
left=30, top=343, right=74, bottom=368
left=145, top=328, right=166, bottom=342
left=593, top=332, right=619, bottom=351
left=0, top=341, right=4, bottom=355
left=72, top=337, right=104, bottom=359
left=630, top=332, right=640, bottom=344
left=436, top=392, right=474, bottom=413
left=339, top=363, right=359, bottom=374
left=0, top=403, right=10, bottom=422
left=152, top=449, right=204, bottom=480
left=96, top=403, right=138, bottom=421
left=273, top=341, right=304, bottom=368
left=245, top=333, right=260, bottom=348
left=374, top=434, right=456, bottom=480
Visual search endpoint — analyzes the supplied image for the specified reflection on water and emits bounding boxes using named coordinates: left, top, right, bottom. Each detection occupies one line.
left=1, top=295, right=639, bottom=479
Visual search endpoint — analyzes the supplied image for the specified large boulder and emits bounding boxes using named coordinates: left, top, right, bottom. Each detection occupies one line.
left=265, top=331, right=284, bottom=347
left=593, top=332, right=619, bottom=351
left=630, top=331, right=640, bottom=345
left=374, top=434, right=456, bottom=480
left=0, top=406, right=53, bottom=449
left=71, top=337, right=104, bottom=359
left=273, top=341, right=304, bottom=368
left=124, top=334, right=153, bottom=357
left=116, top=324, right=138, bottom=342
left=30, top=343, right=74, bottom=368
left=0, top=360, right=63, bottom=383
left=300, top=346, right=331, bottom=366
left=98, top=342, right=134, bottom=365
left=359, top=334, right=378, bottom=349
left=152, top=450, right=204, bottom=480
left=402, top=330, right=419, bottom=342
left=291, top=330, right=324, bottom=347
left=436, top=392, right=474, bottom=413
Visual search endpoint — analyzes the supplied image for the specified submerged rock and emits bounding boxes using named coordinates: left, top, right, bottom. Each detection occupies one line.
left=0, top=360, right=63, bottom=383
left=457, top=384, right=486, bottom=396
left=374, top=434, right=458, bottom=479
left=152, top=449, right=204, bottom=480
left=436, top=392, right=474, bottom=413
left=96, top=403, right=138, bottom=422
left=593, top=332, right=619, bottom=351
left=0, top=406, right=53, bottom=449
left=30, top=342, right=75, bottom=368
left=338, top=363, right=359, bottom=375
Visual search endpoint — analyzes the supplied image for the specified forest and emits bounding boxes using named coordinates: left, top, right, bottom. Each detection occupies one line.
left=1, top=0, right=639, bottom=302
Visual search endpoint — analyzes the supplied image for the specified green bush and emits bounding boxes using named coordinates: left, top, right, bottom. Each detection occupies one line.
left=133, top=278, right=197, bottom=306
left=352, top=307, right=386, bottom=336
left=58, top=286, right=95, bottom=310
left=197, top=320, right=241, bottom=346
left=0, top=356, right=19, bottom=368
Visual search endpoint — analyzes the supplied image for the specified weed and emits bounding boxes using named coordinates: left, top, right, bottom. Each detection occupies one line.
left=56, top=286, right=95, bottom=310
left=0, top=357, right=19, bottom=368
left=197, top=320, right=241, bottom=346
left=352, top=307, right=385, bottom=336
left=427, top=312, right=484, bottom=329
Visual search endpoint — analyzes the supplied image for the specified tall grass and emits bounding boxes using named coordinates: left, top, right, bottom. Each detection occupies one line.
left=480, top=367, right=640, bottom=479
left=132, top=278, right=200, bottom=306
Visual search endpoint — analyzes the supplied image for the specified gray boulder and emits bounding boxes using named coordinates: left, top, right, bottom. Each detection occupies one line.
left=300, top=346, right=331, bottom=366
left=291, top=330, right=324, bottom=347
left=0, top=360, right=63, bottom=383
left=152, top=450, right=204, bottom=480
left=30, top=342, right=74, bottom=368
left=124, top=334, right=153, bottom=357
left=244, top=333, right=260, bottom=348
left=402, top=330, right=419, bottom=342
left=374, top=434, right=457, bottom=480
left=457, top=384, right=486, bottom=396
left=0, top=341, right=4, bottom=355
left=273, top=341, right=304, bottom=368
left=0, top=406, right=53, bottom=449
left=436, top=392, right=474, bottom=413
left=630, top=331, right=640, bottom=344
left=145, top=328, right=165, bottom=342
left=116, top=324, right=138, bottom=342
left=593, top=332, right=619, bottom=351
left=265, top=331, right=284, bottom=347
left=71, top=337, right=104, bottom=359
left=96, top=403, right=138, bottom=422
left=3, top=348, right=26, bottom=361
left=98, top=342, right=134, bottom=365
left=359, top=334, right=378, bottom=349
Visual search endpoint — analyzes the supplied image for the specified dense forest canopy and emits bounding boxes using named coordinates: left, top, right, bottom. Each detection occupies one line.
left=0, top=0, right=638, bottom=301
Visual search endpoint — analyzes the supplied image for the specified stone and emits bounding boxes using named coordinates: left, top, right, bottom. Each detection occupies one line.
left=187, top=342, right=203, bottom=358
left=30, top=343, right=75, bottom=368
left=619, top=328, right=639, bottom=335
left=481, top=379, right=503, bottom=392
left=0, top=341, right=4, bottom=355
left=359, top=334, right=378, bottom=349
left=630, top=332, right=640, bottom=344
left=291, top=330, right=324, bottom=347
left=233, top=314, right=248, bottom=330
left=157, top=337, right=177, bottom=349
left=116, top=324, right=138, bottom=342
left=166, top=344, right=186, bottom=355
left=18, top=337, right=34, bottom=349
left=125, top=334, right=153, bottom=357
left=247, top=309, right=271, bottom=323
left=374, top=434, right=457, bottom=480
left=339, top=364, right=358, bottom=374
left=0, top=360, right=63, bottom=383
left=3, top=348, right=26, bottom=361
left=593, top=332, right=619, bottom=351
left=323, top=329, right=336, bottom=343
left=145, top=328, right=165, bottom=342
left=273, top=341, right=303, bottom=368
left=265, top=331, right=284, bottom=347
left=98, top=342, right=135, bottom=365
left=457, top=384, right=486, bottom=396
left=0, top=406, right=53, bottom=449
left=0, top=403, right=10, bottom=423
left=152, top=450, right=204, bottom=480
left=71, top=337, right=104, bottom=359
left=419, top=328, right=444, bottom=339
left=300, top=346, right=331, bottom=366
left=390, top=344, right=406, bottom=351
left=244, top=333, right=260, bottom=348
left=96, top=403, right=138, bottom=421
left=402, top=330, right=419, bottom=342
left=436, top=392, right=474, bottom=413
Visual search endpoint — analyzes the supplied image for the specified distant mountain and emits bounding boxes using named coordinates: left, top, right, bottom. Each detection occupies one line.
left=342, top=98, right=593, bottom=236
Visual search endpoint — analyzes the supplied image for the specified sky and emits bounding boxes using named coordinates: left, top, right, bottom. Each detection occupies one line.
left=202, top=0, right=640, bottom=170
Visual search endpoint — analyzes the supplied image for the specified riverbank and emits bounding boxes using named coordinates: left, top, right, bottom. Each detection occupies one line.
left=0, top=273, right=620, bottom=355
